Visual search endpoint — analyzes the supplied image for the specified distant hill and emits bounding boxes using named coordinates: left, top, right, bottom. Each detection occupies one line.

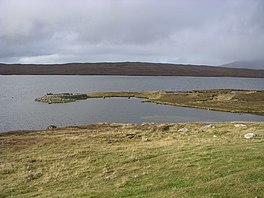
left=0, top=62, right=264, bottom=78
left=220, top=60, right=264, bottom=70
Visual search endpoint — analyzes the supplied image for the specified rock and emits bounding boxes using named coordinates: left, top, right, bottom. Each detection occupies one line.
left=26, top=172, right=43, bottom=181
left=202, top=124, right=215, bottom=129
left=213, top=135, right=217, bottom=138
left=28, top=159, right=37, bottom=163
left=46, top=125, right=57, bottom=130
left=142, top=136, right=149, bottom=142
left=244, top=133, right=256, bottom=139
left=178, top=128, right=189, bottom=132
left=141, top=100, right=150, bottom=103
left=234, top=124, right=247, bottom=128
left=126, top=134, right=136, bottom=139
left=159, top=124, right=170, bottom=132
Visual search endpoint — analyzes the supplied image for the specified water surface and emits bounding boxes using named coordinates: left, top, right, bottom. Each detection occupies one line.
left=1, top=75, right=263, bottom=132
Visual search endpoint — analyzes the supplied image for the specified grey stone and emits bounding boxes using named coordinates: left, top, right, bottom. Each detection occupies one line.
left=46, top=125, right=57, bottom=130
left=142, top=136, right=149, bottom=142
left=234, top=124, right=247, bottom=127
left=202, top=124, right=215, bottom=129
left=178, top=128, right=189, bottom=132
left=244, top=133, right=256, bottom=139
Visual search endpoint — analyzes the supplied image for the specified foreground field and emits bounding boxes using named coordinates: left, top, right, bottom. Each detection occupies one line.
left=1, top=122, right=263, bottom=197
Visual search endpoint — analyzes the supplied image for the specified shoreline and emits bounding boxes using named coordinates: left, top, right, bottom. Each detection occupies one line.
left=1, top=121, right=263, bottom=135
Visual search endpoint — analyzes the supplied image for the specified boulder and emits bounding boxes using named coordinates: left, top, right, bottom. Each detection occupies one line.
left=178, top=128, right=189, bottom=132
left=46, top=125, right=57, bottom=130
left=202, top=124, right=215, bottom=129
left=244, top=133, right=256, bottom=139
left=234, top=124, right=247, bottom=128
left=159, top=124, right=170, bottom=132
left=141, top=136, right=149, bottom=142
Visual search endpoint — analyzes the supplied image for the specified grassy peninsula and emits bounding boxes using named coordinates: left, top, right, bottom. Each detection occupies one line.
left=36, top=89, right=264, bottom=115
left=1, top=122, right=264, bottom=197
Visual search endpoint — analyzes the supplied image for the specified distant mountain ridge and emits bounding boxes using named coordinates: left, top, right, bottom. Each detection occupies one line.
left=220, top=60, right=264, bottom=70
left=0, top=62, right=264, bottom=78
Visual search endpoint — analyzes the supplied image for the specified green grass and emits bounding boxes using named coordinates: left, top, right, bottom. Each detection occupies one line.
left=0, top=122, right=264, bottom=197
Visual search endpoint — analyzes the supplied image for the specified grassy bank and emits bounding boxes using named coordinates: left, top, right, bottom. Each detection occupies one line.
left=1, top=122, right=264, bottom=197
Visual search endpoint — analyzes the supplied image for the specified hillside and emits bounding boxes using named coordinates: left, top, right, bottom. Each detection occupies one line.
left=1, top=62, right=264, bottom=78
left=221, top=60, right=264, bottom=70
left=1, top=122, right=263, bottom=197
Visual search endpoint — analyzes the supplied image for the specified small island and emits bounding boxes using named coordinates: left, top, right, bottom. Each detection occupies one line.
left=35, top=89, right=264, bottom=116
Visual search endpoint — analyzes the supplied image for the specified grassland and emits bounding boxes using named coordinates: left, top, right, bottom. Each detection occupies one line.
left=87, top=89, right=264, bottom=115
left=1, top=122, right=264, bottom=197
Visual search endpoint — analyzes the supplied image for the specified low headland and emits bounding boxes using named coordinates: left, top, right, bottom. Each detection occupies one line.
left=35, top=89, right=264, bottom=116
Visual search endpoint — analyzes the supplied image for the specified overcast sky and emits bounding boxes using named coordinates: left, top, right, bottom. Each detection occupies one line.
left=0, top=0, right=263, bottom=65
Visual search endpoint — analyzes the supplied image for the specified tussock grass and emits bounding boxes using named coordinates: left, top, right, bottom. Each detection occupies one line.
left=0, top=122, right=263, bottom=197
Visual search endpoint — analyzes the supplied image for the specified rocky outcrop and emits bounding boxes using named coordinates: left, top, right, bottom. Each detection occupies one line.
left=35, top=93, right=88, bottom=104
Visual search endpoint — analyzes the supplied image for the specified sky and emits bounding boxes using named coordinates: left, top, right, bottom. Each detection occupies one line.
left=0, top=0, right=263, bottom=65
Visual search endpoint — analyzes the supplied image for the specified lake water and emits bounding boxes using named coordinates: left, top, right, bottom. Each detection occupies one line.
left=0, top=75, right=263, bottom=132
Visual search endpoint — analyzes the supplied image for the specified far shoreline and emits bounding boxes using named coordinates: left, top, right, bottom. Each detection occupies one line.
left=1, top=62, right=264, bottom=78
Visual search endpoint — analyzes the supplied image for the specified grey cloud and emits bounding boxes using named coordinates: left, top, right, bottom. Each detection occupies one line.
left=0, top=0, right=263, bottom=65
